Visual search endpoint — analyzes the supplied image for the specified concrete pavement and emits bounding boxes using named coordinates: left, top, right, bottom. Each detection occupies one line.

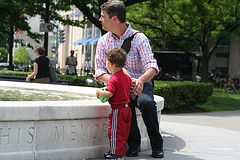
left=90, top=110, right=240, bottom=160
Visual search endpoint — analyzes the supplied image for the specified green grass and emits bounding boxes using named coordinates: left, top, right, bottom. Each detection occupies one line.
left=198, top=87, right=240, bottom=111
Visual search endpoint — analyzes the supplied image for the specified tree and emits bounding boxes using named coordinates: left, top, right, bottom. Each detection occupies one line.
left=70, top=0, right=149, bottom=35
left=0, top=0, right=83, bottom=70
left=127, top=0, right=240, bottom=82
left=14, top=46, right=31, bottom=65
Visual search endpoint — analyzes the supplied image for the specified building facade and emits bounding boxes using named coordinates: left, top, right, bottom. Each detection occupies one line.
left=209, top=36, right=240, bottom=78
left=58, top=9, right=101, bottom=76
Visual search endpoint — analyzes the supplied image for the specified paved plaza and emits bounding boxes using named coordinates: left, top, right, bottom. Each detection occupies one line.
left=91, top=110, right=240, bottom=160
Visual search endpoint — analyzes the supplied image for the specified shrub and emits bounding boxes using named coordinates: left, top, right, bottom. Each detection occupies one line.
left=0, top=70, right=89, bottom=86
left=0, top=70, right=31, bottom=76
left=57, top=74, right=88, bottom=86
left=154, top=81, right=213, bottom=111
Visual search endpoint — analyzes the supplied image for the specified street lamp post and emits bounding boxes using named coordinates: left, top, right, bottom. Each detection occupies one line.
left=44, top=0, right=50, bottom=56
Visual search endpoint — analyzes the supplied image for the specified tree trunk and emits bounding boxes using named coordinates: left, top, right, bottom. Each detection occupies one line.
left=8, top=25, right=14, bottom=70
left=201, top=51, right=209, bottom=82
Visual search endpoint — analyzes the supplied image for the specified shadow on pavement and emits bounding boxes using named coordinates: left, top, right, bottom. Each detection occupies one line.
left=162, top=132, right=204, bottom=160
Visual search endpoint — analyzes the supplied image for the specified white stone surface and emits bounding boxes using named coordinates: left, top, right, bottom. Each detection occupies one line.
left=0, top=81, right=164, bottom=160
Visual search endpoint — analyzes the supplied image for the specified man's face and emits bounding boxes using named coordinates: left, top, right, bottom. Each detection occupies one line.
left=99, top=10, right=113, bottom=32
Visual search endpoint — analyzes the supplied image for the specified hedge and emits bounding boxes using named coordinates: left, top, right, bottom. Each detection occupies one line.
left=0, top=70, right=31, bottom=76
left=154, top=81, right=214, bottom=111
left=0, top=70, right=101, bottom=87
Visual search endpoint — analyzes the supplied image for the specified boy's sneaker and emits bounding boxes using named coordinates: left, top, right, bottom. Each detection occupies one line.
left=104, top=152, right=111, bottom=158
left=105, top=154, right=124, bottom=159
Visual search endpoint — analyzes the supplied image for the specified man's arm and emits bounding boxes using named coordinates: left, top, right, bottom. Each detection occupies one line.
left=132, top=67, right=157, bottom=95
left=138, top=67, right=157, bottom=83
left=96, top=73, right=111, bottom=84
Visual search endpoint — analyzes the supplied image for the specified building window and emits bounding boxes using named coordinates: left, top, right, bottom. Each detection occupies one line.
left=216, top=39, right=230, bottom=74
left=86, top=23, right=92, bottom=38
left=95, top=27, right=101, bottom=37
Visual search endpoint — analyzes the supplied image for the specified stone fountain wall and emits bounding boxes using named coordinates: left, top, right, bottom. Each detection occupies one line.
left=0, top=81, right=164, bottom=160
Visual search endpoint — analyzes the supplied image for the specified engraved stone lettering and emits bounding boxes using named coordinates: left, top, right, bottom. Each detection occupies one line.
left=80, top=124, right=89, bottom=140
left=0, top=128, right=10, bottom=145
left=27, top=127, right=35, bottom=144
left=102, top=123, right=108, bottom=138
left=17, top=127, right=21, bottom=144
left=92, top=124, right=99, bottom=139
left=55, top=126, right=65, bottom=142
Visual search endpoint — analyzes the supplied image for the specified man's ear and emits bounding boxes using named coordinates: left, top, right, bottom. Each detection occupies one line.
left=108, top=61, right=113, bottom=67
left=113, top=16, right=118, bottom=22
left=110, top=62, right=114, bottom=67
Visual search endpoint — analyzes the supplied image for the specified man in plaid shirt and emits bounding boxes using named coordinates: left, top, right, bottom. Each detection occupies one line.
left=95, top=0, right=164, bottom=159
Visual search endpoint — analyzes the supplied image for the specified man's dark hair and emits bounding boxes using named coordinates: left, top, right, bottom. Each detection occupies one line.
left=100, top=0, right=126, bottom=23
left=107, top=48, right=127, bottom=68
left=35, top=46, right=45, bottom=55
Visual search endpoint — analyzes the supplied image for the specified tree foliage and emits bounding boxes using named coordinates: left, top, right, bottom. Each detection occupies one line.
left=127, top=0, right=240, bottom=81
left=0, top=0, right=83, bottom=70
left=14, top=46, right=31, bottom=65
left=0, top=47, right=8, bottom=62
left=70, top=0, right=149, bottom=35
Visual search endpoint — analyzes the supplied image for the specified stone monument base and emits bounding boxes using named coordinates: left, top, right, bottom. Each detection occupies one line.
left=0, top=81, right=164, bottom=160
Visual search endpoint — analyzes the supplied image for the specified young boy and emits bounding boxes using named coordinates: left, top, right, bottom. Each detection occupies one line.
left=96, top=48, right=132, bottom=159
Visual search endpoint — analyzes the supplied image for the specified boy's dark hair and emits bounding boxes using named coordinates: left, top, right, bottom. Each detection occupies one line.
left=100, top=0, right=126, bottom=23
left=35, top=46, right=45, bottom=55
left=107, top=48, right=127, bottom=68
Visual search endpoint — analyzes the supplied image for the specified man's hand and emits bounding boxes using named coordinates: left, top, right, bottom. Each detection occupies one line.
left=131, top=78, right=144, bottom=96
left=96, top=73, right=111, bottom=84
left=131, top=68, right=157, bottom=96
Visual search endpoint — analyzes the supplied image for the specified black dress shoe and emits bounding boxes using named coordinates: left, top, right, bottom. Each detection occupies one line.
left=152, top=150, right=164, bottom=158
left=126, top=147, right=141, bottom=157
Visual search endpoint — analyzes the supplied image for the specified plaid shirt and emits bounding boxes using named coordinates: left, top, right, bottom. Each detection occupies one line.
left=95, top=23, right=159, bottom=79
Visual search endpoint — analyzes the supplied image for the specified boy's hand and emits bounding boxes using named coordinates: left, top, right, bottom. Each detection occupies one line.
left=96, top=89, right=100, bottom=99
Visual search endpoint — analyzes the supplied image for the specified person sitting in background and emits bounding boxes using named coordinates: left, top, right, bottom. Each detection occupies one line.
left=232, top=75, right=240, bottom=89
left=172, top=70, right=184, bottom=81
left=154, top=67, right=168, bottom=80
left=216, top=71, right=228, bottom=88
left=224, top=79, right=238, bottom=94
left=194, top=72, right=202, bottom=82
left=18, top=62, right=25, bottom=71
left=209, top=69, right=218, bottom=83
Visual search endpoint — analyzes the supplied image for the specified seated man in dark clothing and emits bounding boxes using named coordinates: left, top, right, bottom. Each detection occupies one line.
left=232, top=75, right=240, bottom=89
left=154, top=67, right=168, bottom=80
left=209, top=69, right=218, bottom=83
left=172, top=70, right=184, bottom=81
